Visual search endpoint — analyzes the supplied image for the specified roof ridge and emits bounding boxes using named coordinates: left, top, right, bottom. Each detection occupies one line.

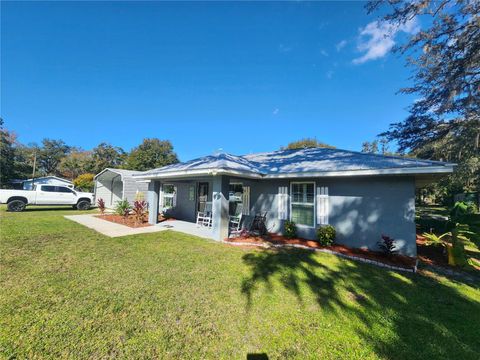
left=242, top=146, right=453, bottom=166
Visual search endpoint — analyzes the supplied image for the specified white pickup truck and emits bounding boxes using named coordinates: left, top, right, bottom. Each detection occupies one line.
left=0, top=185, right=95, bottom=212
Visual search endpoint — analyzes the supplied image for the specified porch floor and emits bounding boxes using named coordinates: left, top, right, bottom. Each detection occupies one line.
left=65, top=214, right=214, bottom=240
left=154, top=220, right=214, bottom=240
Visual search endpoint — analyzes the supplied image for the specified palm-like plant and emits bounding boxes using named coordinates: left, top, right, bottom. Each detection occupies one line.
left=97, top=198, right=106, bottom=215
left=421, top=231, right=451, bottom=249
left=422, top=223, right=473, bottom=266
left=132, top=200, right=148, bottom=224
left=115, top=200, right=131, bottom=222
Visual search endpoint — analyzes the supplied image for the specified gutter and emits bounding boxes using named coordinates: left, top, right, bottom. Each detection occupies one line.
left=132, top=165, right=454, bottom=180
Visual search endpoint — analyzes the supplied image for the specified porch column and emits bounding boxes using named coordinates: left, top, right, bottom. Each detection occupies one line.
left=148, top=180, right=160, bottom=225
left=212, top=175, right=229, bottom=241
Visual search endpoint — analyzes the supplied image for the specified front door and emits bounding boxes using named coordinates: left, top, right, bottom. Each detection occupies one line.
left=197, top=182, right=209, bottom=213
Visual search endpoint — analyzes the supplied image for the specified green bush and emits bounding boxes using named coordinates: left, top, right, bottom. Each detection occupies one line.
left=284, top=220, right=297, bottom=239
left=450, top=201, right=478, bottom=223
left=73, top=173, right=95, bottom=192
left=316, top=225, right=336, bottom=246
left=115, top=199, right=131, bottom=218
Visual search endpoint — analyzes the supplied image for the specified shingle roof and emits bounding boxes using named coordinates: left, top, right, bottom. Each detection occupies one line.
left=243, top=148, right=451, bottom=175
left=139, top=153, right=262, bottom=177
left=134, top=148, right=454, bottom=179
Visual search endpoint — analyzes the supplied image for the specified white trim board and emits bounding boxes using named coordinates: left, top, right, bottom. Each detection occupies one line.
left=133, top=165, right=454, bottom=180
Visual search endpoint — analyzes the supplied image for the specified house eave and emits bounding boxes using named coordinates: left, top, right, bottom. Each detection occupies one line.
left=262, top=166, right=455, bottom=178
left=133, top=165, right=454, bottom=180
left=133, top=168, right=263, bottom=180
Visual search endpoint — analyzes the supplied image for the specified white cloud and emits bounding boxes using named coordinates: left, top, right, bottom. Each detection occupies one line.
left=326, top=70, right=334, bottom=79
left=272, top=108, right=280, bottom=115
left=336, top=40, right=347, bottom=51
left=320, top=49, right=329, bottom=57
left=353, top=18, right=419, bottom=64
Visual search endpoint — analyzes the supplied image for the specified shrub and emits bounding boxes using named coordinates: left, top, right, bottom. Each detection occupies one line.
left=97, top=198, right=106, bottom=215
left=421, top=231, right=449, bottom=250
left=377, top=234, right=398, bottom=257
left=316, top=225, right=336, bottom=246
left=132, top=200, right=148, bottom=223
left=73, top=173, right=95, bottom=192
left=115, top=199, right=131, bottom=219
left=284, top=220, right=297, bottom=239
left=450, top=201, right=478, bottom=223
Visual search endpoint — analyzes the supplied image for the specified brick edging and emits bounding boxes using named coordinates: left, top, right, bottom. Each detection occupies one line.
left=223, top=241, right=417, bottom=273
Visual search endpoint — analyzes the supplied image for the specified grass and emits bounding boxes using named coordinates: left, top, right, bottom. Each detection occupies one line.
left=1, top=207, right=479, bottom=359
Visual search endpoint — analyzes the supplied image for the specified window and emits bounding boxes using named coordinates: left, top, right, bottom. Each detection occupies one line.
left=229, top=183, right=243, bottom=215
left=56, top=186, right=74, bottom=193
left=188, top=186, right=195, bottom=201
left=290, top=182, right=315, bottom=227
left=162, top=184, right=176, bottom=209
left=197, top=182, right=209, bottom=212
left=41, top=185, right=56, bottom=192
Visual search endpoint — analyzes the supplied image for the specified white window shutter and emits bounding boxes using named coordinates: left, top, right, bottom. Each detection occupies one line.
left=278, top=186, right=288, bottom=220
left=242, top=186, right=250, bottom=215
left=316, top=186, right=329, bottom=225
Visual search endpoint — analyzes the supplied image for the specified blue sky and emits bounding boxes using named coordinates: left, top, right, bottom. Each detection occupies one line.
left=2, top=1, right=419, bottom=161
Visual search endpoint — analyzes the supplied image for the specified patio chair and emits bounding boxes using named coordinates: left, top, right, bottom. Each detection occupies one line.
left=229, top=203, right=243, bottom=234
left=196, top=202, right=213, bottom=228
left=250, top=211, right=268, bottom=235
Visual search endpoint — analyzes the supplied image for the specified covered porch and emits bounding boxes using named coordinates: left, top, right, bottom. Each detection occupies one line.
left=146, top=175, right=252, bottom=241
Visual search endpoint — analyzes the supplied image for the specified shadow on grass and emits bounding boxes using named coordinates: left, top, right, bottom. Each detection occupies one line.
left=241, top=248, right=480, bottom=359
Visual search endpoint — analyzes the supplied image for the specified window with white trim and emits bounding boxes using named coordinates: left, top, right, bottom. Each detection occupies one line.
left=229, top=183, right=244, bottom=216
left=162, top=184, right=176, bottom=209
left=291, top=182, right=315, bottom=227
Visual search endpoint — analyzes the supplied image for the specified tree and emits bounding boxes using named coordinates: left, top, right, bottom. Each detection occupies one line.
left=0, top=119, right=16, bottom=187
left=282, top=138, right=336, bottom=150
left=88, top=142, right=126, bottom=174
left=73, top=173, right=95, bottom=192
left=361, top=140, right=379, bottom=154
left=13, top=144, right=36, bottom=181
left=368, top=0, right=480, bottom=197
left=59, top=151, right=93, bottom=180
left=37, top=139, right=71, bottom=175
left=125, top=138, right=178, bottom=171
left=361, top=137, right=391, bottom=154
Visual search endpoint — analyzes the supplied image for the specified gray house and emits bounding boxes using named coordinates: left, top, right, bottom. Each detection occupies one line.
left=94, top=168, right=149, bottom=208
left=133, top=148, right=454, bottom=256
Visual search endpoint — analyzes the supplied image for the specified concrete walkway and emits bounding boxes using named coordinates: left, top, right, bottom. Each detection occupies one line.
left=64, top=214, right=214, bottom=239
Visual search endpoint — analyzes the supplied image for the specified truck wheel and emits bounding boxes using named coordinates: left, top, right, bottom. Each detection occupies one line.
left=7, top=199, right=27, bottom=212
left=76, top=200, right=91, bottom=210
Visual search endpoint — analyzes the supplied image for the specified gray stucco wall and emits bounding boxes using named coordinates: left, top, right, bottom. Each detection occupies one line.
left=248, top=176, right=417, bottom=257
left=162, top=180, right=212, bottom=223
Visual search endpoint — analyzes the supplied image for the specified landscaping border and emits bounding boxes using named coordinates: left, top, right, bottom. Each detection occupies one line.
left=224, top=240, right=418, bottom=273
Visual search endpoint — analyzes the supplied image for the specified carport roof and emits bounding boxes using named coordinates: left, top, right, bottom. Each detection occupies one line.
left=94, top=168, right=142, bottom=180
left=133, top=148, right=455, bottom=180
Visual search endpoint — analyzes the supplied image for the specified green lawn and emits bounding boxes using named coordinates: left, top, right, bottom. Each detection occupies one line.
left=1, top=208, right=479, bottom=359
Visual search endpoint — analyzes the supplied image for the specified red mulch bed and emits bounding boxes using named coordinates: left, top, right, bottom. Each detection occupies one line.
left=226, top=233, right=416, bottom=269
left=95, top=214, right=175, bottom=228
